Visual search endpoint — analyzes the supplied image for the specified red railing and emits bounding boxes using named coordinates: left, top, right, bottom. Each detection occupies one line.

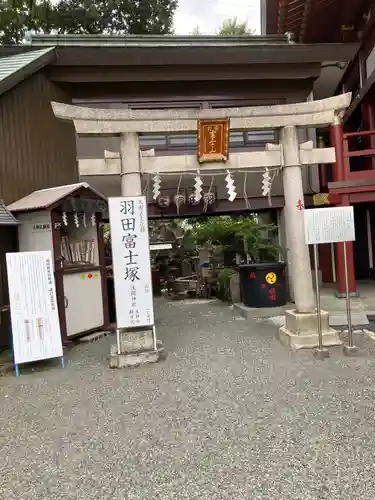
left=342, top=130, right=375, bottom=181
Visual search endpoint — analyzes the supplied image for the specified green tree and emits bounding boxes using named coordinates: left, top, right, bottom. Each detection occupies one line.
left=190, top=25, right=201, bottom=35
left=190, top=17, right=255, bottom=37
left=0, top=0, right=53, bottom=44
left=0, top=0, right=178, bottom=44
left=217, top=17, right=254, bottom=35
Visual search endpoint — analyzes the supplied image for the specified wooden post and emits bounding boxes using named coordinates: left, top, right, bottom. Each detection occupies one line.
left=330, top=115, right=356, bottom=296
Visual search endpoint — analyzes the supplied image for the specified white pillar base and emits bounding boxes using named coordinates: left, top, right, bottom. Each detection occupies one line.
left=278, top=309, right=342, bottom=350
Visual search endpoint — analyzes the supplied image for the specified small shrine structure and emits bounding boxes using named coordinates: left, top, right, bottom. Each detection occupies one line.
left=8, top=183, right=109, bottom=344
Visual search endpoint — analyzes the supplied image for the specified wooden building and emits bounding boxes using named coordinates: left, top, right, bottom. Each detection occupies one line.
left=17, top=33, right=356, bottom=219
left=0, top=33, right=359, bottom=334
left=0, top=48, right=78, bottom=347
left=261, top=0, right=373, bottom=43
left=0, top=202, right=18, bottom=349
left=263, top=0, right=375, bottom=295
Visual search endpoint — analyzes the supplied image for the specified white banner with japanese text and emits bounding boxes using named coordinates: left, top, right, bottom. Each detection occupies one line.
left=108, top=196, right=154, bottom=329
left=6, top=251, right=63, bottom=365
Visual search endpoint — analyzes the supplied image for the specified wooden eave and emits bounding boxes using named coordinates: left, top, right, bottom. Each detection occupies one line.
left=40, top=43, right=358, bottom=67
left=265, top=0, right=373, bottom=43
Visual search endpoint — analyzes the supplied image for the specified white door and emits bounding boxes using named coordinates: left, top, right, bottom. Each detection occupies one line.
left=63, top=272, right=104, bottom=337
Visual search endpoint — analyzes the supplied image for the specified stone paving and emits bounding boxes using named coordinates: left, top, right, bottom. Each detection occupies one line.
left=2, top=298, right=375, bottom=499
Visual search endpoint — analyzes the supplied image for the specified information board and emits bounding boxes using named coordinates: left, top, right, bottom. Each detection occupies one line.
left=108, top=196, right=154, bottom=329
left=6, top=251, right=63, bottom=365
left=304, top=206, right=355, bottom=245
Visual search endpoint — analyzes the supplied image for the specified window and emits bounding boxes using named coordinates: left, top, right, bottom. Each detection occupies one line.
left=140, top=135, right=167, bottom=149
left=132, top=101, right=278, bottom=152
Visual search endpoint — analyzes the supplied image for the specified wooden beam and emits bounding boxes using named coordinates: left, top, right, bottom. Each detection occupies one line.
left=299, top=0, right=313, bottom=42
left=328, top=177, right=375, bottom=189
left=277, top=0, right=291, bottom=34
left=147, top=194, right=315, bottom=217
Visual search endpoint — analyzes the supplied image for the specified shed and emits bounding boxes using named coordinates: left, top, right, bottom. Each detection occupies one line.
left=8, top=183, right=109, bottom=344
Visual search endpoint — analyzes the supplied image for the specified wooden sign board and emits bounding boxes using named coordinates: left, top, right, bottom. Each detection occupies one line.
left=197, top=119, right=229, bottom=163
left=108, top=196, right=154, bottom=329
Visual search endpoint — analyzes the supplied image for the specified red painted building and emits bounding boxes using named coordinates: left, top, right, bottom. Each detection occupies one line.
left=263, top=0, right=375, bottom=296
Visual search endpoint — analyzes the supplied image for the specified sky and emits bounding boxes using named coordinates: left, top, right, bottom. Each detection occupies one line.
left=174, top=0, right=261, bottom=35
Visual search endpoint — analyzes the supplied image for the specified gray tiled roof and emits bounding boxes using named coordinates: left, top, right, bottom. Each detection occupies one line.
left=8, top=182, right=107, bottom=213
left=0, top=47, right=56, bottom=96
left=0, top=200, right=18, bottom=225
left=30, top=33, right=290, bottom=47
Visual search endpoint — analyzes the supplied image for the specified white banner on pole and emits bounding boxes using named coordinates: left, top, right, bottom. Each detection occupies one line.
left=304, top=206, right=355, bottom=245
left=109, top=196, right=154, bottom=329
left=6, top=251, right=63, bottom=365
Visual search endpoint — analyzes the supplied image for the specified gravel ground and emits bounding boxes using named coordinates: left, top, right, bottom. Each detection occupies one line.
left=1, top=298, right=375, bottom=500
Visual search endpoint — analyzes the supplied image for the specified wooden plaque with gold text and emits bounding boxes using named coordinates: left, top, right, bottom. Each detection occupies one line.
left=197, top=119, right=229, bottom=163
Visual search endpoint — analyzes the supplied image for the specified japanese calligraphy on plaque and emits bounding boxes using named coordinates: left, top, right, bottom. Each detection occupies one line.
left=108, top=196, right=154, bottom=329
left=197, top=119, right=229, bottom=163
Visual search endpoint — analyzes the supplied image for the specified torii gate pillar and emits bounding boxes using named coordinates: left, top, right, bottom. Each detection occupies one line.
left=120, top=133, right=142, bottom=196
left=278, top=126, right=340, bottom=349
left=281, top=126, right=314, bottom=312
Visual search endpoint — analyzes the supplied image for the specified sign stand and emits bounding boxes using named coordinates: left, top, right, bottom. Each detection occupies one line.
left=304, top=206, right=358, bottom=358
left=14, top=356, right=65, bottom=377
left=116, top=328, right=121, bottom=355
left=7, top=251, right=65, bottom=376
left=108, top=196, right=157, bottom=366
left=312, top=244, right=329, bottom=359
left=342, top=243, right=359, bottom=356
left=152, top=326, right=157, bottom=351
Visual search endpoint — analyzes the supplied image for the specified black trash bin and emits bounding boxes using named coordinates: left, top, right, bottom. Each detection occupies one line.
left=239, top=262, right=287, bottom=308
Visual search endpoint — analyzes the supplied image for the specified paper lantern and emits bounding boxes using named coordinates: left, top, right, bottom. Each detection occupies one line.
left=157, top=195, right=171, bottom=208
left=189, top=193, right=200, bottom=206
left=203, top=192, right=215, bottom=205
left=174, top=194, right=186, bottom=206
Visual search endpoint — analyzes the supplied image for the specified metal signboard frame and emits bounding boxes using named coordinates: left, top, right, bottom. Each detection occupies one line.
left=6, top=251, right=64, bottom=375
left=304, top=206, right=356, bottom=357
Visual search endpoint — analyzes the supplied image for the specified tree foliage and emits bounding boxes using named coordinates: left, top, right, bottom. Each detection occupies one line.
left=190, top=17, right=255, bottom=37
left=0, top=0, right=52, bottom=44
left=190, top=216, right=280, bottom=263
left=217, top=17, right=254, bottom=35
left=0, top=0, right=178, bottom=44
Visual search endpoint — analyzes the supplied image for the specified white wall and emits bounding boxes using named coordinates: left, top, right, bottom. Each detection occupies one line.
left=17, top=211, right=54, bottom=255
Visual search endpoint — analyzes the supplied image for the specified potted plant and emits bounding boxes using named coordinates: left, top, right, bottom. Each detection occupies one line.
left=190, top=216, right=286, bottom=308
left=235, top=219, right=286, bottom=308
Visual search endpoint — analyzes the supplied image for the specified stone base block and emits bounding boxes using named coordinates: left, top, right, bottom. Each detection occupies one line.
left=343, top=344, right=359, bottom=357
left=109, top=342, right=164, bottom=368
left=118, top=328, right=154, bottom=353
left=335, top=291, right=359, bottom=298
left=314, top=348, right=330, bottom=360
left=278, top=309, right=342, bottom=350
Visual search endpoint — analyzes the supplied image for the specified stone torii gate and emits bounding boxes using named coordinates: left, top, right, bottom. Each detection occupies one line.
left=52, top=93, right=351, bottom=355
